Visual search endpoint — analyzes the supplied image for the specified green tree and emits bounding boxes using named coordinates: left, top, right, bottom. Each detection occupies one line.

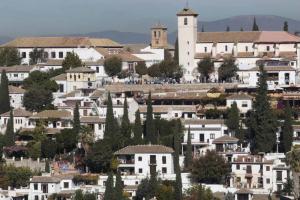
left=133, top=110, right=143, bottom=144
left=0, top=70, right=11, bottom=114
left=197, top=57, right=214, bottom=82
left=174, top=38, right=179, bottom=64
left=247, top=65, right=278, bottom=153
left=29, top=48, right=46, bottom=65
left=135, top=178, right=156, bottom=200
left=24, top=71, right=58, bottom=92
left=104, top=56, right=122, bottom=78
left=5, top=110, right=14, bottom=146
left=184, top=185, right=217, bottom=200
left=42, top=139, right=57, bottom=159
left=84, top=193, right=97, bottom=200
left=73, top=102, right=81, bottom=136
left=135, top=62, right=148, bottom=76
left=283, top=21, right=289, bottom=32
left=56, top=129, right=77, bottom=153
left=281, top=103, right=293, bottom=153
left=103, top=173, right=114, bottom=200
left=159, top=59, right=183, bottom=80
left=74, top=190, right=84, bottom=200
left=147, top=64, right=161, bottom=78
left=27, top=141, right=41, bottom=159
left=115, top=171, right=124, bottom=200
left=86, top=139, right=113, bottom=173
left=225, top=102, right=240, bottom=136
left=252, top=17, right=259, bottom=31
left=0, top=47, right=21, bottom=66
left=191, top=150, right=230, bottom=184
left=5, top=165, right=32, bottom=188
left=45, top=159, right=50, bottom=173
left=145, top=93, right=156, bottom=144
left=225, top=192, right=235, bottom=200
left=173, top=120, right=182, bottom=200
left=62, top=52, right=82, bottom=70
left=240, top=27, right=244, bottom=31
left=218, top=57, right=238, bottom=82
left=23, top=87, right=54, bottom=112
left=184, top=126, right=193, bottom=170
left=120, top=97, right=131, bottom=146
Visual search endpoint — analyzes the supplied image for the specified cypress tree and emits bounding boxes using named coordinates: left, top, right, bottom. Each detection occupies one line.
left=184, top=126, right=192, bottom=169
left=225, top=102, right=240, bottom=136
left=145, top=92, right=156, bottom=144
left=133, top=110, right=143, bottom=144
left=174, top=38, right=179, bottom=64
left=114, top=171, right=124, bottom=200
left=120, top=97, right=131, bottom=145
left=240, top=27, right=244, bottom=31
left=0, top=70, right=10, bottom=114
left=173, top=120, right=182, bottom=200
left=282, top=103, right=293, bottom=153
left=103, top=173, right=114, bottom=200
left=252, top=17, right=259, bottom=31
left=201, top=26, right=205, bottom=32
left=283, top=21, right=289, bottom=32
left=226, top=26, right=230, bottom=32
left=45, top=159, right=50, bottom=173
left=73, top=102, right=80, bottom=135
left=248, top=65, right=277, bottom=153
left=5, top=110, right=14, bottom=146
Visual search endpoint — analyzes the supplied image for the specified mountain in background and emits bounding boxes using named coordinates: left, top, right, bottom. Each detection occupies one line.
left=0, top=15, right=300, bottom=45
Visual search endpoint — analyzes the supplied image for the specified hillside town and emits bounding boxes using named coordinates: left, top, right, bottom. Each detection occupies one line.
left=1, top=5, right=300, bottom=200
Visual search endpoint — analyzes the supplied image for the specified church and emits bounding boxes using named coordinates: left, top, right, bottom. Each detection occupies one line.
left=177, top=7, right=300, bottom=85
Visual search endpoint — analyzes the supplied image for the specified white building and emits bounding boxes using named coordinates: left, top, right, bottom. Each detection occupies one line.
left=230, top=154, right=289, bottom=193
left=8, top=85, right=25, bottom=109
left=0, top=108, right=32, bottom=133
left=114, top=145, right=175, bottom=177
left=226, top=93, right=253, bottom=115
left=176, top=7, right=300, bottom=81
left=0, top=66, right=36, bottom=86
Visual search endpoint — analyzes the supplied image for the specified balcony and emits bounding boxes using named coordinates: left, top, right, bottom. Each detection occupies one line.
left=117, top=159, right=135, bottom=168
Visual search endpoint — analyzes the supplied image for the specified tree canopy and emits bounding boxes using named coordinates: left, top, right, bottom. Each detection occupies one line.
left=104, top=56, right=122, bottom=77
left=62, top=52, right=82, bottom=70
left=135, top=62, right=148, bottom=76
left=0, top=47, right=21, bottom=66
left=197, top=57, right=214, bottom=82
left=29, top=48, right=46, bottom=65
left=0, top=70, right=10, bottom=114
left=218, top=57, right=238, bottom=82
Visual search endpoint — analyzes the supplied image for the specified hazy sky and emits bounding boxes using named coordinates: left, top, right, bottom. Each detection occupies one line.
left=0, top=0, right=299, bottom=36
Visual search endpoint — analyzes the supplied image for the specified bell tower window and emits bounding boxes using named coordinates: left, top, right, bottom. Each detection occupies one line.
left=184, top=18, right=188, bottom=25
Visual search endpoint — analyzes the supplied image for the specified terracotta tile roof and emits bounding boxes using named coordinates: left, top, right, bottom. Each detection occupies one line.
left=194, top=53, right=212, bottom=59
left=139, top=105, right=196, bottom=113
left=8, top=85, right=25, bottom=94
left=227, top=93, right=253, bottom=100
left=3, top=37, right=122, bottom=48
left=177, top=8, right=198, bottom=16
left=0, top=66, right=35, bottom=73
left=114, top=145, right=174, bottom=155
left=197, top=32, right=261, bottom=43
left=66, top=67, right=95, bottom=73
left=258, top=52, right=275, bottom=58
left=235, top=188, right=253, bottom=194
left=124, top=44, right=149, bottom=54
left=51, top=73, right=67, bottom=81
left=0, top=108, right=32, bottom=117
left=31, top=110, right=72, bottom=119
left=80, top=116, right=105, bottom=123
left=248, top=66, right=296, bottom=71
left=90, top=89, right=105, bottom=99
left=256, top=31, right=300, bottom=43
left=182, top=119, right=225, bottom=125
left=151, top=23, right=167, bottom=30
left=30, top=176, right=61, bottom=183
left=94, top=47, right=110, bottom=56
left=237, top=52, right=255, bottom=57
left=150, top=92, right=207, bottom=100
left=115, top=52, right=144, bottom=62
left=279, top=51, right=297, bottom=58
left=213, top=135, right=239, bottom=144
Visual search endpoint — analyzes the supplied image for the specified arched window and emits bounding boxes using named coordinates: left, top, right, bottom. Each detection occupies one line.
left=184, top=18, right=188, bottom=25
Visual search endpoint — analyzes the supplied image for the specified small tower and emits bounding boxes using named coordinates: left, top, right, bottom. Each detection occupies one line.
left=151, top=23, right=168, bottom=49
left=177, top=7, right=198, bottom=81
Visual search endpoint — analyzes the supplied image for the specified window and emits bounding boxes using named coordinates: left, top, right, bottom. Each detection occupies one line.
left=184, top=17, right=188, bottom=25
left=236, top=164, right=240, bottom=170
left=202, top=125, right=205, bottom=128
left=34, top=183, right=38, bottom=190
left=245, top=46, right=248, bottom=52
left=14, top=74, right=18, bottom=77
left=138, top=156, right=142, bottom=161
left=59, top=52, right=63, bottom=58
left=210, top=134, right=215, bottom=139
left=225, top=45, right=228, bottom=52
left=22, top=52, right=26, bottom=58
left=266, top=166, right=270, bottom=171
left=162, top=156, right=166, bottom=164
left=236, top=177, right=241, bottom=182
left=138, top=168, right=143, bottom=173
left=162, top=167, right=167, bottom=174
left=63, top=182, right=69, bottom=188
left=135, top=181, right=139, bottom=185
left=98, top=124, right=102, bottom=130
left=154, top=31, right=157, bottom=37
left=276, top=171, right=282, bottom=182
left=242, top=101, right=248, bottom=107
left=266, top=178, right=270, bottom=184
left=266, top=46, right=270, bottom=51
left=191, top=134, right=194, bottom=139
left=175, top=113, right=178, bottom=117
left=277, top=184, right=282, bottom=192
left=59, top=84, right=64, bottom=93
left=187, top=51, right=190, bottom=55
left=96, top=67, right=99, bottom=73
left=204, top=47, right=207, bottom=53
left=51, top=52, right=56, bottom=58
left=35, top=196, right=39, bottom=200
left=70, top=75, right=72, bottom=79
